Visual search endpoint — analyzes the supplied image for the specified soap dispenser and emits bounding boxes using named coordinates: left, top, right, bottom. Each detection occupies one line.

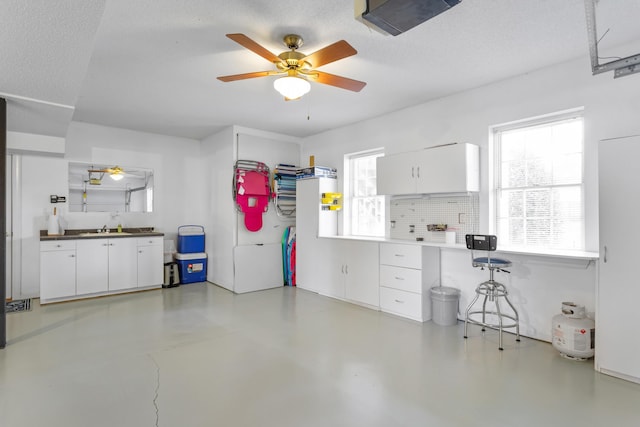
left=117, top=223, right=122, bottom=233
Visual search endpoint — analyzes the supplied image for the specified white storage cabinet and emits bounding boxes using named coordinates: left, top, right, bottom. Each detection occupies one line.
left=321, top=239, right=380, bottom=308
left=295, top=177, right=338, bottom=293
left=377, top=143, right=479, bottom=195
left=40, top=240, right=77, bottom=302
left=379, top=243, right=440, bottom=322
left=137, top=237, right=164, bottom=288
left=597, top=136, right=640, bottom=383
left=76, top=239, right=109, bottom=295
left=40, top=236, right=163, bottom=304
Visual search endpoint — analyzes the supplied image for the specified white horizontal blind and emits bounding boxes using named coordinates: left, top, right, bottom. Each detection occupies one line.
left=349, top=149, right=384, bottom=237
left=494, top=113, right=584, bottom=250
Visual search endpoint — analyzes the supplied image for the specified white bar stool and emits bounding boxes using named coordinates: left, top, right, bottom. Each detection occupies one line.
left=463, top=234, right=520, bottom=350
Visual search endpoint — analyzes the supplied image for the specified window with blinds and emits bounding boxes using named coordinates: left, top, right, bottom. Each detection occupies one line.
left=346, top=149, right=385, bottom=237
left=494, top=111, right=585, bottom=250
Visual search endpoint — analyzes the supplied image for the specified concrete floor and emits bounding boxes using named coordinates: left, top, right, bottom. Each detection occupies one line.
left=1, top=283, right=639, bottom=427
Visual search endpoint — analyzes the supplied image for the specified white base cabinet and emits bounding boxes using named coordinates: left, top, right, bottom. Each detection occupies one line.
left=137, top=237, right=164, bottom=288
left=76, top=239, right=109, bottom=295
left=379, top=243, right=440, bottom=322
left=40, top=241, right=77, bottom=301
left=319, top=239, right=380, bottom=308
left=342, top=240, right=380, bottom=308
left=40, top=236, right=163, bottom=304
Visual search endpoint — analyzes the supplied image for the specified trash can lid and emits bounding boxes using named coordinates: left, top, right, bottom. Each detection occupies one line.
left=430, top=286, right=460, bottom=296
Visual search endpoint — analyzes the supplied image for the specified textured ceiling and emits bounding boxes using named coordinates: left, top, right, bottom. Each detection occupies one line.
left=2, top=0, right=640, bottom=140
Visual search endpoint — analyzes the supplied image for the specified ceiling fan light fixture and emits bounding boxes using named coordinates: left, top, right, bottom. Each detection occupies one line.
left=110, top=172, right=124, bottom=181
left=273, top=76, right=311, bottom=100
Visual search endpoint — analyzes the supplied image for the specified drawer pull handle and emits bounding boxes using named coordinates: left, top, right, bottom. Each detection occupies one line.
left=394, top=254, right=404, bottom=257
left=394, top=276, right=404, bottom=280
left=394, top=299, right=404, bottom=304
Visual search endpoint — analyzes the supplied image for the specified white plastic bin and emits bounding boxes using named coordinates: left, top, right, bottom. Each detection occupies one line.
left=430, top=286, right=460, bottom=326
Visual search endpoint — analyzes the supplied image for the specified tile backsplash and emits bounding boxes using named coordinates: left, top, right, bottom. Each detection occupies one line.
left=389, top=195, right=479, bottom=244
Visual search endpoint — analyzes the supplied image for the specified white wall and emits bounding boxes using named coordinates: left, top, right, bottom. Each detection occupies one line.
left=7, top=131, right=65, bottom=155
left=12, top=156, right=68, bottom=298
left=201, top=126, right=235, bottom=290
left=301, top=42, right=640, bottom=341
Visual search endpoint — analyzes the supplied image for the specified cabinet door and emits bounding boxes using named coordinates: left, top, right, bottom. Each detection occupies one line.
left=40, top=250, right=76, bottom=301
left=415, top=143, right=479, bottom=194
left=344, top=240, right=379, bottom=307
left=597, top=137, right=640, bottom=382
left=108, top=238, right=138, bottom=291
left=316, top=238, right=345, bottom=299
left=76, top=239, right=109, bottom=295
left=137, top=239, right=163, bottom=288
left=296, top=178, right=337, bottom=292
left=376, top=152, right=416, bottom=195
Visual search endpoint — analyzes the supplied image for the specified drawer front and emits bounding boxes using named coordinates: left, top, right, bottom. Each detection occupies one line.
left=40, top=240, right=77, bottom=251
left=380, top=265, right=422, bottom=293
left=380, top=243, right=421, bottom=269
left=380, top=287, right=423, bottom=320
left=137, top=236, right=163, bottom=247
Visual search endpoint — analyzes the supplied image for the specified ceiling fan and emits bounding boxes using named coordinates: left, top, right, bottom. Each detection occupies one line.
left=217, top=33, right=366, bottom=100
left=87, top=165, right=126, bottom=182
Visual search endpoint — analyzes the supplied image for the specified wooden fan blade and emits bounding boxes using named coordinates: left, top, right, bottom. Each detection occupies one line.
left=302, top=40, right=357, bottom=68
left=226, top=33, right=283, bottom=64
left=310, top=71, right=366, bottom=92
left=217, top=71, right=279, bottom=82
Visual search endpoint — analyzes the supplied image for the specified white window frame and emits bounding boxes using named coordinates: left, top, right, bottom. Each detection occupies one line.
left=491, top=109, right=585, bottom=251
left=344, top=148, right=385, bottom=237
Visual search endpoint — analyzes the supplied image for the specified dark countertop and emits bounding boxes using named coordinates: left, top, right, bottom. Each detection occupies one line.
left=40, top=228, right=164, bottom=241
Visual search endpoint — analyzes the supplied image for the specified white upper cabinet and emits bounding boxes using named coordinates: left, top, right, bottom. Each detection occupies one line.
left=377, top=143, right=479, bottom=195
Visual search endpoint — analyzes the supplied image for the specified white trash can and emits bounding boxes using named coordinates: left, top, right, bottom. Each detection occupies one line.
left=430, top=287, right=461, bottom=326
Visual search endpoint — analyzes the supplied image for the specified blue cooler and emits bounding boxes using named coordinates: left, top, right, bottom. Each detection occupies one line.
left=175, top=252, right=207, bottom=284
left=177, top=225, right=205, bottom=253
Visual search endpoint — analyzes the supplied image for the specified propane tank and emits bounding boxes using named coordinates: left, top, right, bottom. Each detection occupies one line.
left=552, top=302, right=595, bottom=360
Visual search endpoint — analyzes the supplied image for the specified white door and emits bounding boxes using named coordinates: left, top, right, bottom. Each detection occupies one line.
left=376, top=152, right=416, bottom=196
left=344, top=240, right=380, bottom=307
left=108, top=238, right=138, bottom=291
left=40, top=250, right=76, bottom=301
left=137, top=241, right=163, bottom=288
left=598, top=136, right=640, bottom=383
left=76, top=239, right=109, bottom=295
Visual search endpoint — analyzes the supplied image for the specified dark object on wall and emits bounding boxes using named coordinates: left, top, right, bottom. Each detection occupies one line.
left=50, top=195, right=66, bottom=203
left=362, top=0, right=461, bottom=36
left=1, top=97, right=6, bottom=349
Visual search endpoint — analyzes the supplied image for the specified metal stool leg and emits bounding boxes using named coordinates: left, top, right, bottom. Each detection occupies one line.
left=502, top=291, right=521, bottom=342
left=495, top=293, right=504, bottom=350
left=464, top=290, right=482, bottom=339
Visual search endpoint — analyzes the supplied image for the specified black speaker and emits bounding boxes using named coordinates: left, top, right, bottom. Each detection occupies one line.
left=362, top=0, right=461, bottom=36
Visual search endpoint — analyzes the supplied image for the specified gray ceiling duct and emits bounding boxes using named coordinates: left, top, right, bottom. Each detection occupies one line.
left=361, top=0, right=461, bottom=36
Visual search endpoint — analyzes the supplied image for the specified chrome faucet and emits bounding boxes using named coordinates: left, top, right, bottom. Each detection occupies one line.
left=101, top=224, right=108, bottom=233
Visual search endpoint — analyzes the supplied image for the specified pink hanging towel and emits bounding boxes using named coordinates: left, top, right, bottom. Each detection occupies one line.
left=234, top=160, right=271, bottom=232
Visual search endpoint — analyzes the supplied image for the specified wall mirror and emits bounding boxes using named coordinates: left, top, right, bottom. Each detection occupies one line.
left=68, top=162, right=154, bottom=213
